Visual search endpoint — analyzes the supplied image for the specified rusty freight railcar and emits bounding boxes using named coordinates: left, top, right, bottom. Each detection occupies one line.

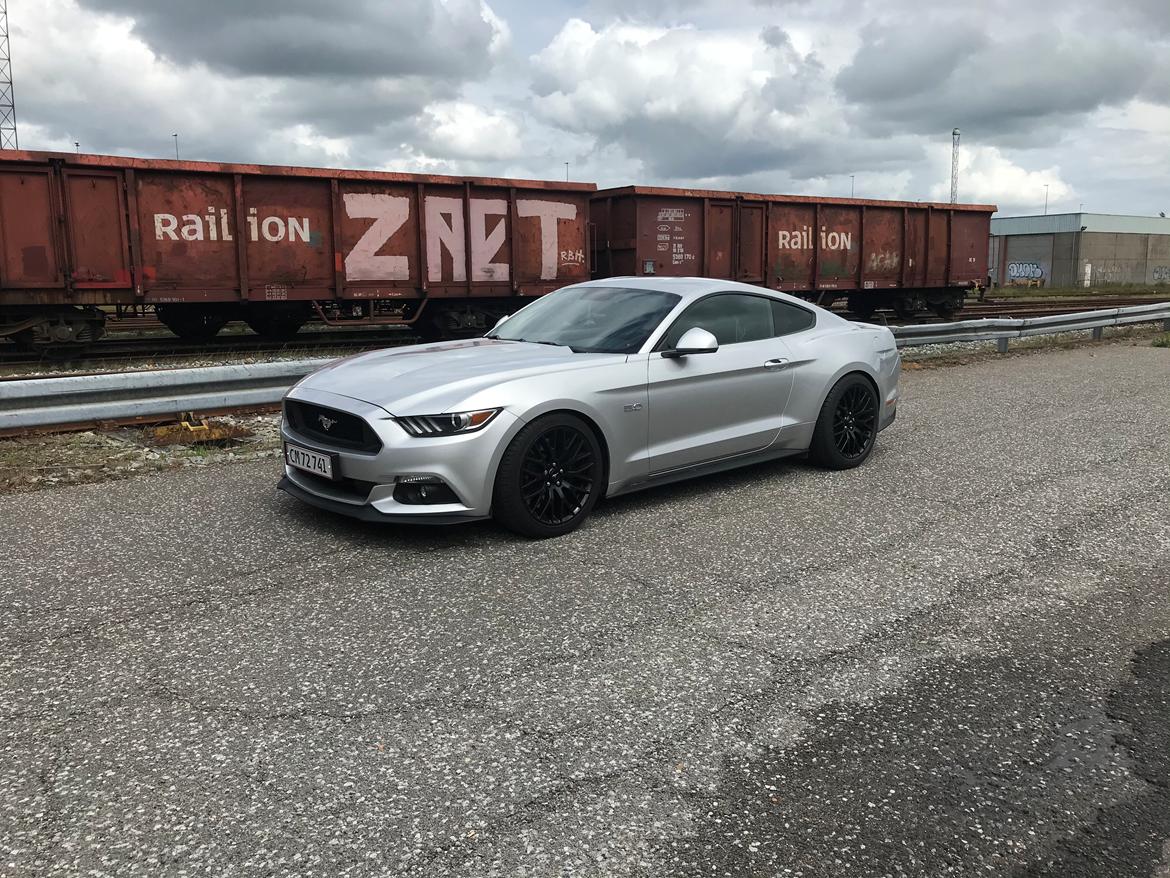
left=0, top=151, right=594, bottom=350
left=590, top=186, right=996, bottom=319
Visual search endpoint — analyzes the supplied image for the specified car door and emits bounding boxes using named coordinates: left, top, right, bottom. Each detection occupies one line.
left=646, top=293, right=794, bottom=474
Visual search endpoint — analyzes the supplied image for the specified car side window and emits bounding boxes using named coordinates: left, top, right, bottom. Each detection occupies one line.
left=771, top=300, right=816, bottom=336
left=662, top=294, right=774, bottom=348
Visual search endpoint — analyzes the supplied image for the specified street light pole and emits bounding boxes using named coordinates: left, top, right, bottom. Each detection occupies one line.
left=850, top=175, right=855, bottom=198
left=172, top=133, right=179, bottom=160
left=1043, top=184, right=1049, bottom=215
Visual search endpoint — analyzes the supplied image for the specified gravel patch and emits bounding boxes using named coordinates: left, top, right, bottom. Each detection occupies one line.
left=0, top=414, right=282, bottom=495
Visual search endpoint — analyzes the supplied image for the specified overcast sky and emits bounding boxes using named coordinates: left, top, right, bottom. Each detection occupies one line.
left=12, top=0, right=1170, bottom=216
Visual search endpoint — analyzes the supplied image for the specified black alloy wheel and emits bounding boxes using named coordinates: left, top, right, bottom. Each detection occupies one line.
left=520, top=425, right=595, bottom=526
left=493, top=413, right=603, bottom=538
left=808, top=374, right=879, bottom=469
left=832, top=383, right=877, bottom=460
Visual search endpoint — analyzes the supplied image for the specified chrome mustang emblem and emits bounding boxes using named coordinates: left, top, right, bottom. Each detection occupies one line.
left=318, top=414, right=338, bottom=431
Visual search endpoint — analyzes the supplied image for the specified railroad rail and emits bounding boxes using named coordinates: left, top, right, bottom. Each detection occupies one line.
left=2, top=303, right=1167, bottom=437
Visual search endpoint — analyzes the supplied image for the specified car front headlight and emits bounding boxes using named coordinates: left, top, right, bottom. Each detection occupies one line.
left=395, top=408, right=500, bottom=437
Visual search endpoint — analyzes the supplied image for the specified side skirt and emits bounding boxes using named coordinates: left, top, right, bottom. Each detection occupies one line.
left=606, top=444, right=806, bottom=500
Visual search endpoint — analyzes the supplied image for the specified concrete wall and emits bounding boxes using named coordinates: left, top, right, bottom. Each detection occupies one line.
left=1146, top=235, right=1170, bottom=285
left=990, top=231, right=1170, bottom=288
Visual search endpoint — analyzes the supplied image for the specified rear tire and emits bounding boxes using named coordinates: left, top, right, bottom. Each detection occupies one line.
left=808, top=374, right=879, bottom=470
left=492, top=413, right=604, bottom=538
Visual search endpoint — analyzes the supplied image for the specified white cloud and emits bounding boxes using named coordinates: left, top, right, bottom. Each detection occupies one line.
left=928, top=144, right=1073, bottom=214
left=418, top=101, right=524, bottom=160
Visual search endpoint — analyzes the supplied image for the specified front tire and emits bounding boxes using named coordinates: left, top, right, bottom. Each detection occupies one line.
left=493, top=413, right=604, bottom=538
left=808, top=374, right=879, bottom=469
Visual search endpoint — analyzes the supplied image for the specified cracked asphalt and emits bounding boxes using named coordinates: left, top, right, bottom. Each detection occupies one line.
left=2, top=342, right=1169, bottom=877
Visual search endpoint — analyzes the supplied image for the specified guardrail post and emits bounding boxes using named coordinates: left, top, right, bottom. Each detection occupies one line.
left=996, top=337, right=1009, bottom=354
left=1091, top=327, right=1103, bottom=341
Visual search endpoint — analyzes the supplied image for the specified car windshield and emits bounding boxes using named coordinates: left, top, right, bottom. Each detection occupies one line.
left=486, top=286, right=681, bottom=354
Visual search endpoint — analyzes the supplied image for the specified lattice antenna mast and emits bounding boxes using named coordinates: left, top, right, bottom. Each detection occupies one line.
left=950, top=127, right=959, bottom=204
left=0, top=0, right=16, bottom=149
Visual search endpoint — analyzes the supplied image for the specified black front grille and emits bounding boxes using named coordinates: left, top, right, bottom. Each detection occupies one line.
left=284, top=400, right=382, bottom=453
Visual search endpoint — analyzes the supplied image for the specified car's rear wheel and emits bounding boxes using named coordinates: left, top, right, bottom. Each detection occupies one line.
left=808, top=374, right=879, bottom=469
left=493, top=413, right=603, bottom=538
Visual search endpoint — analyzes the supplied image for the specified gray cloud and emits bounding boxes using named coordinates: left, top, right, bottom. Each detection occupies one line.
left=76, top=0, right=501, bottom=80
left=835, top=21, right=1157, bottom=146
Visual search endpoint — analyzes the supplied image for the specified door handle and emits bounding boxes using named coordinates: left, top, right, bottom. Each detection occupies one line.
left=763, top=358, right=789, bottom=370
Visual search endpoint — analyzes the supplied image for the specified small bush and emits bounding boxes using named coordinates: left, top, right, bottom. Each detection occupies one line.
left=1152, top=333, right=1170, bottom=348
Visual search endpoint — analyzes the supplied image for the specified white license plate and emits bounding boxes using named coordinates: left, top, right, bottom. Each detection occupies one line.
left=284, top=443, right=337, bottom=480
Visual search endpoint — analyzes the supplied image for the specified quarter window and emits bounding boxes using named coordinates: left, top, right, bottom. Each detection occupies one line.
left=771, top=300, right=816, bottom=335
left=662, top=294, right=774, bottom=348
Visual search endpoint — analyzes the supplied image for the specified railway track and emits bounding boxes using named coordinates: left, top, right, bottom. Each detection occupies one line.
left=2, top=296, right=1165, bottom=369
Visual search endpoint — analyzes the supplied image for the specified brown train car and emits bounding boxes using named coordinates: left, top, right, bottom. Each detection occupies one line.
left=0, top=150, right=595, bottom=348
left=590, top=186, right=996, bottom=319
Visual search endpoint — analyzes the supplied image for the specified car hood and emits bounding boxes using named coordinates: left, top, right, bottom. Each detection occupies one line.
left=299, top=337, right=627, bottom=414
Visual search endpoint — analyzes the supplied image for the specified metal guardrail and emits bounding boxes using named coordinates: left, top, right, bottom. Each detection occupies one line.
left=2, top=302, right=1168, bottom=432
left=0, top=358, right=332, bottom=433
left=891, top=301, right=1170, bottom=349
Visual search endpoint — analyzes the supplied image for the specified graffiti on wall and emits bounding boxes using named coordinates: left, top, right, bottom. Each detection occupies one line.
left=1007, top=261, right=1044, bottom=280
left=1152, top=265, right=1170, bottom=283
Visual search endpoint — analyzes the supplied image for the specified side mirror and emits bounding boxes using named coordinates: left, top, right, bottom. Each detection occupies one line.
left=662, top=326, right=718, bottom=358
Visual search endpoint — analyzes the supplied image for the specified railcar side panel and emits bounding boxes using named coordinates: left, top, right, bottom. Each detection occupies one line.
left=137, top=171, right=239, bottom=296
left=0, top=168, right=62, bottom=287
left=950, top=210, right=989, bottom=285
left=861, top=207, right=902, bottom=289
left=242, top=175, right=334, bottom=301
left=63, top=170, right=132, bottom=288
left=769, top=202, right=816, bottom=291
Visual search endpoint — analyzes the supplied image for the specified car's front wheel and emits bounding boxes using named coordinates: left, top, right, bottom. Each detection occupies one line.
left=808, top=374, right=879, bottom=469
left=492, top=413, right=604, bottom=538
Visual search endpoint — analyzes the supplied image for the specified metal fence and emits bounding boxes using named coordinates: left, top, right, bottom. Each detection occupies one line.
left=891, top=302, right=1170, bottom=350
left=0, top=358, right=330, bottom=433
left=2, top=302, right=1168, bottom=432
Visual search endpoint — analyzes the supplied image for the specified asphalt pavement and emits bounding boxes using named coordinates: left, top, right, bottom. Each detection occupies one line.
left=2, top=342, right=1169, bottom=877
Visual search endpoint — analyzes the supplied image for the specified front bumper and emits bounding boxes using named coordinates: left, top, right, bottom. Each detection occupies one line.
left=278, top=387, right=520, bottom=523
left=277, top=476, right=485, bottom=525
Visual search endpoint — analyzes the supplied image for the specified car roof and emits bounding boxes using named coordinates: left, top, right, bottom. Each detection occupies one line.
left=572, top=276, right=825, bottom=309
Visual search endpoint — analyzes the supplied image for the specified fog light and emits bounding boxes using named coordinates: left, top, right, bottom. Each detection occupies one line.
left=393, top=476, right=459, bottom=505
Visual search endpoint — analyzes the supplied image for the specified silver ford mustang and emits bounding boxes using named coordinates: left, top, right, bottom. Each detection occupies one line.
left=278, top=277, right=900, bottom=537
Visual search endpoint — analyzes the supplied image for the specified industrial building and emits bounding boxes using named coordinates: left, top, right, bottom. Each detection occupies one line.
left=989, top=213, right=1170, bottom=288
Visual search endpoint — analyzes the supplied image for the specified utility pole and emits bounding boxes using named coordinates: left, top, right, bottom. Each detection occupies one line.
left=949, top=128, right=960, bottom=203
left=565, top=161, right=569, bottom=182
left=1043, top=184, right=1049, bottom=216
left=850, top=175, right=855, bottom=198
left=0, top=0, right=18, bottom=149
left=173, top=133, right=179, bottom=160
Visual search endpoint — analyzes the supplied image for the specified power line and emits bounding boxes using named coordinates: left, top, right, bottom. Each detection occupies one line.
left=0, top=0, right=18, bottom=149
